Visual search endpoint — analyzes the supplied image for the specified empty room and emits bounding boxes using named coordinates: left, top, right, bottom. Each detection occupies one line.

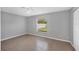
left=0, top=7, right=79, bottom=51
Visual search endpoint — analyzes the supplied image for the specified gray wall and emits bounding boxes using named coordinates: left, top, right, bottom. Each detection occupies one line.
left=0, top=8, right=1, bottom=50
left=68, top=9, right=73, bottom=44
left=0, top=8, right=1, bottom=41
left=1, top=12, right=28, bottom=40
left=73, top=8, right=79, bottom=50
left=68, top=7, right=79, bottom=44
left=27, top=11, right=71, bottom=42
left=1, top=10, right=73, bottom=43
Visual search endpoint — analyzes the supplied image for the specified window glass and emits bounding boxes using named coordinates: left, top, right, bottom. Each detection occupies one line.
left=37, top=16, right=47, bottom=32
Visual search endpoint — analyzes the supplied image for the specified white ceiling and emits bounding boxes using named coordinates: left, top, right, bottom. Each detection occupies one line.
left=1, top=7, right=72, bottom=16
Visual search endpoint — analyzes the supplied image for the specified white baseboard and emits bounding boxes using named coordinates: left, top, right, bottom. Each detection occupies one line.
left=1, top=33, right=71, bottom=43
left=1, top=33, right=72, bottom=43
left=1, top=33, right=27, bottom=41
left=69, top=42, right=76, bottom=51
left=29, top=33, right=77, bottom=50
left=28, top=33, right=71, bottom=43
left=1, top=33, right=76, bottom=50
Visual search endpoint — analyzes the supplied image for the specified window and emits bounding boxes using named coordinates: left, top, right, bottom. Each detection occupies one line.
left=36, top=16, right=47, bottom=32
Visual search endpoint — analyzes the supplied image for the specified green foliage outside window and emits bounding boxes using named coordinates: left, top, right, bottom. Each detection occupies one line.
left=37, top=16, right=47, bottom=32
left=38, top=20, right=47, bottom=24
